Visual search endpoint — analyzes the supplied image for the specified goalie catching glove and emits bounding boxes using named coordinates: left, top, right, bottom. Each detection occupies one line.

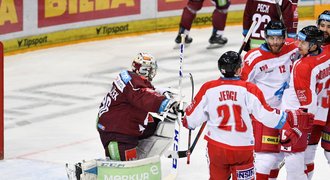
left=280, top=109, right=314, bottom=147
left=163, top=99, right=186, bottom=122
left=155, top=87, right=179, bottom=99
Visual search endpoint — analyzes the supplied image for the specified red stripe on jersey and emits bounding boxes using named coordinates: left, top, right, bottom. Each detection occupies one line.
left=204, top=136, right=254, bottom=150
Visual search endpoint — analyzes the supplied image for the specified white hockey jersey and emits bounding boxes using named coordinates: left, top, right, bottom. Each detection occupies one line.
left=183, top=78, right=288, bottom=150
left=281, top=48, right=330, bottom=126
left=241, top=43, right=298, bottom=108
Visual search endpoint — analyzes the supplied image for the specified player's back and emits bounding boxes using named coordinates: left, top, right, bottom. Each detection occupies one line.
left=195, top=78, right=274, bottom=150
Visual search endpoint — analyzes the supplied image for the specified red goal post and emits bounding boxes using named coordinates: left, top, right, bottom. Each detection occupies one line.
left=0, top=41, right=3, bottom=160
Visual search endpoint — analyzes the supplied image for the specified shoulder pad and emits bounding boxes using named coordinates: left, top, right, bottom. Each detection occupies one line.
left=245, top=49, right=262, bottom=66
left=119, top=70, right=132, bottom=84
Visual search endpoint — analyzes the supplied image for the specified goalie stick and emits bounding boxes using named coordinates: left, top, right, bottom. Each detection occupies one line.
left=164, top=34, right=186, bottom=180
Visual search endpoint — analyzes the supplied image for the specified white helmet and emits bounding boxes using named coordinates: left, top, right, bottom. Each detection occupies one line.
left=132, top=53, right=157, bottom=81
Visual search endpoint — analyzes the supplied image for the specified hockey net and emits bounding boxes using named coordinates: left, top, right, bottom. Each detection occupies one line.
left=0, top=41, right=3, bottom=160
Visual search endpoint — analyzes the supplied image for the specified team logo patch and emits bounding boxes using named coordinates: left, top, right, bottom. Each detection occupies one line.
left=262, top=135, right=280, bottom=145
left=296, top=90, right=307, bottom=102
left=120, top=70, right=132, bottom=84
left=322, top=131, right=330, bottom=143
left=236, top=167, right=254, bottom=180
left=125, top=148, right=137, bottom=161
left=114, top=75, right=126, bottom=92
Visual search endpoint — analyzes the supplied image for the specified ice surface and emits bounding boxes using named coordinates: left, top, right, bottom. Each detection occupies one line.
left=2, top=20, right=329, bottom=179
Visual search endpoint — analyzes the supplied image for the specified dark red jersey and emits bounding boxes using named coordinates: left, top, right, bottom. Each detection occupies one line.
left=97, top=70, right=167, bottom=136
left=243, top=0, right=298, bottom=48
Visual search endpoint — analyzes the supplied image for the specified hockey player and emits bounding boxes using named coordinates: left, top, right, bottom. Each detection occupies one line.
left=174, top=0, right=229, bottom=48
left=318, top=10, right=330, bottom=50
left=304, top=11, right=330, bottom=179
left=243, top=0, right=298, bottom=51
left=97, top=53, right=180, bottom=161
left=181, top=51, right=314, bottom=180
left=240, top=20, right=299, bottom=179
left=281, top=25, right=330, bottom=180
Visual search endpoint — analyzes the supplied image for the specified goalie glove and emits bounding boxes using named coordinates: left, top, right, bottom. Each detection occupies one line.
left=285, top=109, right=314, bottom=130
left=280, top=127, right=302, bottom=147
left=155, top=87, right=179, bottom=99
left=163, top=99, right=185, bottom=122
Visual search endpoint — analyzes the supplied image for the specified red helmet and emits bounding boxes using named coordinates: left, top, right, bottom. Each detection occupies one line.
left=132, top=53, right=157, bottom=81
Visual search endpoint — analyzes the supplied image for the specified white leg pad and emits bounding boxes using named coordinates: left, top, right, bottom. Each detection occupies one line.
left=154, top=121, right=175, bottom=138
left=137, top=135, right=172, bottom=159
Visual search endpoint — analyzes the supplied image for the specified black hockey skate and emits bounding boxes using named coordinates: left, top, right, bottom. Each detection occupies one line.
left=206, top=34, right=228, bottom=49
left=174, top=34, right=193, bottom=49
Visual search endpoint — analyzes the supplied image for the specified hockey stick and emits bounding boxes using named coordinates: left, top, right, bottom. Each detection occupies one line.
left=238, top=20, right=257, bottom=55
left=186, top=73, right=194, bottom=164
left=166, top=122, right=206, bottom=158
left=275, top=0, right=284, bottom=24
left=165, top=34, right=186, bottom=180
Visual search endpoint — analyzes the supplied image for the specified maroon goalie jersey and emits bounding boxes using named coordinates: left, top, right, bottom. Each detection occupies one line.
left=243, top=0, right=298, bottom=48
left=97, top=70, right=167, bottom=136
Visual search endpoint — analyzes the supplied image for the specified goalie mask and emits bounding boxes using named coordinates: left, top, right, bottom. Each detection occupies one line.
left=218, top=51, right=242, bottom=78
left=132, top=53, right=157, bottom=81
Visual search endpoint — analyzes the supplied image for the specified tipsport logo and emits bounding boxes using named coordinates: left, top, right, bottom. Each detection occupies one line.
left=96, top=24, right=129, bottom=35
left=193, top=16, right=212, bottom=24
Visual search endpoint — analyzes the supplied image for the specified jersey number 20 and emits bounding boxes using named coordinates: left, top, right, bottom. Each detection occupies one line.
left=217, top=104, right=247, bottom=132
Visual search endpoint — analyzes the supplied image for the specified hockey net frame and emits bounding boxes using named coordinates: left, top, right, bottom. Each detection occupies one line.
left=0, top=41, right=3, bottom=160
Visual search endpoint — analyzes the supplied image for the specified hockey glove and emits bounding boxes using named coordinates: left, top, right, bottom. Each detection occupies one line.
left=285, top=109, right=314, bottom=130
left=280, top=127, right=302, bottom=147
left=163, top=91, right=177, bottom=99
left=163, top=100, right=185, bottom=122
left=155, top=87, right=179, bottom=99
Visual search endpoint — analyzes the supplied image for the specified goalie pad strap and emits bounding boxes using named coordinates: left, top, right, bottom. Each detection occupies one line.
left=108, top=141, right=121, bottom=161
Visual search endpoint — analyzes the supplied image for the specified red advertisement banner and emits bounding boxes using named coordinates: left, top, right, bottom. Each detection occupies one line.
left=158, top=0, right=245, bottom=12
left=38, top=0, right=141, bottom=27
left=0, top=0, right=23, bottom=35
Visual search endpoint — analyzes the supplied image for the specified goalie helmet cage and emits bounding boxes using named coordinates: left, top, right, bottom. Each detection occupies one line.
left=0, top=41, right=3, bottom=160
